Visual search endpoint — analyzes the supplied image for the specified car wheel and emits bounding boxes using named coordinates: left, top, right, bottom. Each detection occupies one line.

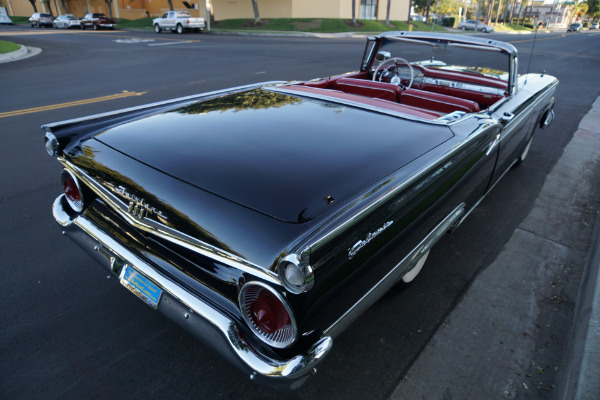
left=176, top=24, right=184, bottom=34
left=94, top=24, right=99, bottom=30
left=401, top=250, right=430, bottom=283
left=154, top=24, right=161, bottom=33
left=461, top=26, right=466, bottom=30
left=81, top=25, right=86, bottom=30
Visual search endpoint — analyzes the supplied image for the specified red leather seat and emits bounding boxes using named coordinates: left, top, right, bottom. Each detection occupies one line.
left=334, top=78, right=402, bottom=102
left=401, top=89, right=480, bottom=114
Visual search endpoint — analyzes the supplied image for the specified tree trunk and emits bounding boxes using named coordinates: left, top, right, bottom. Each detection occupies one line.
left=105, top=0, right=114, bottom=18
left=167, top=0, right=174, bottom=11
left=352, top=0, right=356, bottom=24
left=503, top=0, right=512, bottom=24
left=60, top=0, right=69, bottom=13
left=28, top=0, right=38, bottom=13
left=252, top=0, right=261, bottom=24
left=407, top=0, right=412, bottom=23
left=495, top=0, right=502, bottom=24
left=386, top=0, right=391, bottom=25
left=43, top=0, right=54, bottom=15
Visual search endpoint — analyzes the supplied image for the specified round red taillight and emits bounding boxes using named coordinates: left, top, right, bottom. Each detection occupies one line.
left=250, top=290, right=291, bottom=334
left=61, top=169, right=84, bottom=212
left=240, top=282, right=297, bottom=348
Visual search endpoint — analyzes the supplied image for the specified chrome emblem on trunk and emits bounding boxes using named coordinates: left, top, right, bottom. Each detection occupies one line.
left=108, top=184, right=167, bottom=220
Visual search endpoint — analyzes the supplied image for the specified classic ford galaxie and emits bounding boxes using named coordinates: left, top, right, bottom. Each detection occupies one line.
left=44, top=32, right=557, bottom=390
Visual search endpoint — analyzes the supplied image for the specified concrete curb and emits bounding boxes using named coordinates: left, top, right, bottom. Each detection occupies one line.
left=0, top=45, right=42, bottom=63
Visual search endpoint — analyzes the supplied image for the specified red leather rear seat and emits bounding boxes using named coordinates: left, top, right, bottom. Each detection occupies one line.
left=334, top=78, right=402, bottom=102
left=401, top=89, right=480, bottom=114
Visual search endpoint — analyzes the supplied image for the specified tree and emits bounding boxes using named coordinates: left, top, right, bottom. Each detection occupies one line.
left=59, top=0, right=69, bottom=14
left=42, top=0, right=54, bottom=15
left=386, top=0, right=392, bottom=25
left=352, top=0, right=356, bottom=24
left=251, top=0, right=260, bottom=24
left=166, top=0, right=174, bottom=11
left=105, top=0, right=114, bottom=17
left=28, top=0, right=38, bottom=13
left=587, top=0, right=600, bottom=18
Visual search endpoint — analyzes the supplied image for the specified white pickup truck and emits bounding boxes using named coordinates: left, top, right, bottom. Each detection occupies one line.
left=153, top=11, right=205, bottom=34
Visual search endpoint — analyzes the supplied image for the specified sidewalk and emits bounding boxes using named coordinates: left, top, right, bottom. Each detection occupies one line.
left=389, top=98, right=600, bottom=399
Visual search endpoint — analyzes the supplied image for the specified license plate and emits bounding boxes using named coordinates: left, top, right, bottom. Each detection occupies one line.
left=119, top=265, right=162, bottom=309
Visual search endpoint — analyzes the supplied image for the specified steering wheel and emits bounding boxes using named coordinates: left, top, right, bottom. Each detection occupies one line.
left=372, top=57, right=414, bottom=90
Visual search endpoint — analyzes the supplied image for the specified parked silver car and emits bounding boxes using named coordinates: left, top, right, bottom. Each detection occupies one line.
left=457, top=19, right=494, bottom=33
left=52, top=14, right=81, bottom=29
left=29, top=12, right=54, bottom=28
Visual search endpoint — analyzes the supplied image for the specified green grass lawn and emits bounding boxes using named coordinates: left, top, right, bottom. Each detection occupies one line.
left=0, top=40, right=20, bottom=54
left=210, top=18, right=448, bottom=33
left=9, top=16, right=30, bottom=24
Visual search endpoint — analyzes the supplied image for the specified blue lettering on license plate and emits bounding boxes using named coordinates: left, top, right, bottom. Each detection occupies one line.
left=120, top=265, right=162, bottom=309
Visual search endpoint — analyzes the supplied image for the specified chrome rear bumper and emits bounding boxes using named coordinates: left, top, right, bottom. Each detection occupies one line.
left=53, top=194, right=332, bottom=390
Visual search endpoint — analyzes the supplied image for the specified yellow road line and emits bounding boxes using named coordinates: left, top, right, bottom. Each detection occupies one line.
left=0, top=91, right=146, bottom=118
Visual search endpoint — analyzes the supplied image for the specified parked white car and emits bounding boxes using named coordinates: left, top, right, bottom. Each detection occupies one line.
left=53, top=14, right=81, bottom=29
left=153, top=11, right=205, bottom=34
left=457, top=19, right=494, bottom=33
left=0, top=14, right=12, bottom=25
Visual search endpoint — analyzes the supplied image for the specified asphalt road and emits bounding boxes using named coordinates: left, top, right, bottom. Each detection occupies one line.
left=1, top=26, right=599, bottom=399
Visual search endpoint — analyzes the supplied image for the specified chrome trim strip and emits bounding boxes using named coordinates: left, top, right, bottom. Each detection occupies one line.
left=323, top=203, right=465, bottom=339
left=61, top=160, right=280, bottom=285
left=53, top=195, right=332, bottom=384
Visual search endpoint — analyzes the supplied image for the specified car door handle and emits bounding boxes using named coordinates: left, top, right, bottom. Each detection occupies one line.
left=486, top=134, right=501, bottom=156
left=500, top=112, right=515, bottom=124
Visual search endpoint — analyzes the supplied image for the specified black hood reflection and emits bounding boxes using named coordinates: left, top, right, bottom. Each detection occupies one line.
left=176, top=89, right=302, bottom=115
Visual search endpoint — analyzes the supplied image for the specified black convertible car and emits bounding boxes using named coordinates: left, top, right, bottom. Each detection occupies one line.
left=44, top=32, right=557, bottom=390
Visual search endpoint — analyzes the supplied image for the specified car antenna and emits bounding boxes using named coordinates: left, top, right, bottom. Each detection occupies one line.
left=524, top=23, right=541, bottom=86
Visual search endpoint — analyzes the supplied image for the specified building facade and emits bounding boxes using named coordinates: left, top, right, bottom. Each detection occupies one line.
left=5, top=0, right=409, bottom=22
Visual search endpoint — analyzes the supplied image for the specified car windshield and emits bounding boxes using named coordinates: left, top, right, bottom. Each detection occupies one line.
left=375, top=36, right=510, bottom=81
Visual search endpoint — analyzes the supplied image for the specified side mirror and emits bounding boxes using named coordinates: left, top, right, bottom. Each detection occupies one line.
left=375, top=51, right=391, bottom=62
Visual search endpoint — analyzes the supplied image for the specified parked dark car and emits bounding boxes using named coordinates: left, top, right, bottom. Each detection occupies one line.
left=29, top=12, right=53, bottom=27
left=80, top=13, right=116, bottom=30
left=52, top=14, right=81, bottom=29
left=43, top=32, right=557, bottom=390
left=567, top=22, right=583, bottom=32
